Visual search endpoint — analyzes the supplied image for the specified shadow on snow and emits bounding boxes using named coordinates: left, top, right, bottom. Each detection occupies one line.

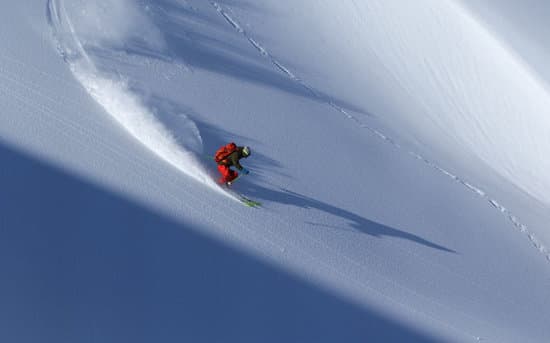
left=236, top=181, right=456, bottom=254
left=0, top=142, right=439, bottom=342
left=75, top=0, right=452, bottom=256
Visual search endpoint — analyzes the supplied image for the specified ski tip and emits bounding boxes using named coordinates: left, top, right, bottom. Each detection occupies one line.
left=242, top=200, right=262, bottom=208
left=240, top=197, right=262, bottom=208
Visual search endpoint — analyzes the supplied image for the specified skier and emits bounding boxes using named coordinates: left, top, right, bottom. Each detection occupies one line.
left=214, top=142, right=251, bottom=185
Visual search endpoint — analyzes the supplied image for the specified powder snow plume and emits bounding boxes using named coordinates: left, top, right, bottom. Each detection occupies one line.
left=47, top=0, right=220, bottom=190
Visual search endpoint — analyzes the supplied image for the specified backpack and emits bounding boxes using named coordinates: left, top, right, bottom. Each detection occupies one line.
left=214, top=142, right=237, bottom=164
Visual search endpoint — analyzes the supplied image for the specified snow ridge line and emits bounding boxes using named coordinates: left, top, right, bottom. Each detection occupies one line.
left=210, top=2, right=550, bottom=263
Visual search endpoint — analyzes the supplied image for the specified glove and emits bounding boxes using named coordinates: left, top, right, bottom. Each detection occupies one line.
left=241, top=168, right=250, bottom=175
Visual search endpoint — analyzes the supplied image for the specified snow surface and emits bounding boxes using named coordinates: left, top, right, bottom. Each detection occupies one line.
left=1, top=0, right=550, bottom=342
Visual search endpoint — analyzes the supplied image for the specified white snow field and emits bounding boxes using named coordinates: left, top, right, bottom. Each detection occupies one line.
left=1, top=0, right=550, bottom=342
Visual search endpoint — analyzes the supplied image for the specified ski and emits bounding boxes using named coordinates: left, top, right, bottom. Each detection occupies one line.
left=238, top=194, right=262, bottom=207
left=222, top=182, right=261, bottom=207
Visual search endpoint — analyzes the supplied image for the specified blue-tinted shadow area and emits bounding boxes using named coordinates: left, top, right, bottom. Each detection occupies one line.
left=0, top=142, right=439, bottom=343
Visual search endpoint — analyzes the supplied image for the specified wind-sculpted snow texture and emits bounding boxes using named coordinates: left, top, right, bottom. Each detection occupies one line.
left=1, top=0, right=550, bottom=342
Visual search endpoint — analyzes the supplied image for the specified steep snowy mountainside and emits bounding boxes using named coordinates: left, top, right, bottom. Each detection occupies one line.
left=461, top=0, right=550, bottom=84
left=219, top=0, right=550, bottom=260
left=223, top=0, right=550, bottom=208
left=1, top=1, right=550, bottom=342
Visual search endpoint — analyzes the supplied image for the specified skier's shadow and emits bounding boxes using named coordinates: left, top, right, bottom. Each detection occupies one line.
left=242, top=183, right=456, bottom=253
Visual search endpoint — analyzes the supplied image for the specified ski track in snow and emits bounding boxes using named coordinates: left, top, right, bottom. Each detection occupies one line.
left=210, top=1, right=550, bottom=264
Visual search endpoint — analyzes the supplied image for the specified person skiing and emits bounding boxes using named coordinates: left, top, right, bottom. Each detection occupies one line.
left=214, top=142, right=251, bottom=185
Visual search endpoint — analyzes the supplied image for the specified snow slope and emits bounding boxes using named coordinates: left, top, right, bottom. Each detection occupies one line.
left=461, top=0, right=550, bottom=86
left=1, top=0, right=550, bottom=342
